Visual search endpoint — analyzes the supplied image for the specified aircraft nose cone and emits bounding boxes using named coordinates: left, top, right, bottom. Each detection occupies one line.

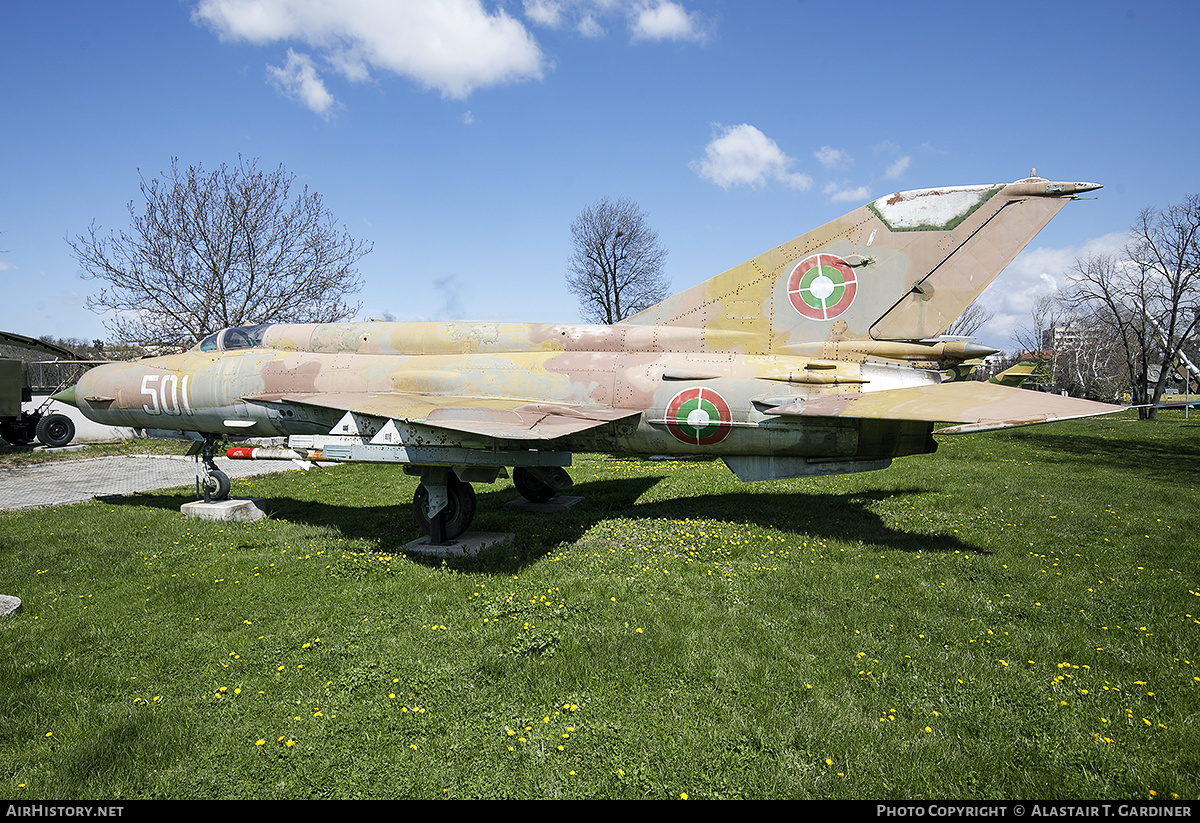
left=1073, top=181, right=1103, bottom=193
left=51, top=385, right=78, bottom=407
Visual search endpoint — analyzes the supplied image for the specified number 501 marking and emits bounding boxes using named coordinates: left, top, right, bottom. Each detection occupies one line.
left=141, top=374, right=192, bottom=416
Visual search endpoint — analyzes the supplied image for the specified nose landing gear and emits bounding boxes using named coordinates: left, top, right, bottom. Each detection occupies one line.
left=197, top=436, right=231, bottom=502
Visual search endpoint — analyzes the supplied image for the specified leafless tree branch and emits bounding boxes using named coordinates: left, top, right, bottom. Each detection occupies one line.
left=565, top=197, right=669, bottom=324
left=67, top=157, right=372, bottom=348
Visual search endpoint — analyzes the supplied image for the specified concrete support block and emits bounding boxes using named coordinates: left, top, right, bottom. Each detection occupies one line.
left=404, top=532, right=514, bottom=558
left=502, top=495, right=583, bottom=513
left=181, top=498, right=267, bottom=522
left=0, top=594, right=21, bottom=620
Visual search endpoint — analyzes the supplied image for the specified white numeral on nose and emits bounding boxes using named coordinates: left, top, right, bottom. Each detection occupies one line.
left=141, top=374, right=191, bottom=416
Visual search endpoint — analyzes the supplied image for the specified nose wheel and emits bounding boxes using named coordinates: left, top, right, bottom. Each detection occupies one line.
left=200, top=468, right=231, bottom=501
left=197, top=436, right=231, bottom=501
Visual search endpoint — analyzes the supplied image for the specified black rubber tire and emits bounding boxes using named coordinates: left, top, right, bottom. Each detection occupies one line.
left=36, top=413, right=75, bottom=448
left=513, top=466, right=557, bottom=503
left=412, top=475, right=476, bottom=540
left=202, top=469, right=231, bottom=501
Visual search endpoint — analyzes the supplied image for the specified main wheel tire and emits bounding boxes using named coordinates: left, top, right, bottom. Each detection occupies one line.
left=412, top=476, right=476, bottom=541
left=202, top=469, right=231, bottom=501
left=513, top=466, right=557, bottom=503
left=35, top=413, right=75, bottom=448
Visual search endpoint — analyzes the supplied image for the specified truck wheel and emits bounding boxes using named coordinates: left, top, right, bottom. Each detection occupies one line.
left=35, top=413, right=75, bottom=448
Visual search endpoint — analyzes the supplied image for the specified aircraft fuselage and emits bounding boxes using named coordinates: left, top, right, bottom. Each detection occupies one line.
left=70, top=320, right=941, bottom=468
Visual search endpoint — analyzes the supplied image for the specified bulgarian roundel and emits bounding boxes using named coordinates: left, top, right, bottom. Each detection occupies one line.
left=786, top=253, right=857, bottom=320
left=666, top=387, right=732, bottom=446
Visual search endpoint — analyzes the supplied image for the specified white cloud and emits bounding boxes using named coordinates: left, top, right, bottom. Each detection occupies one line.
left=691, top=124, right=812, bottom=191
left=577, top=14, right=605, bottom=38
left=976, top=232, right=1129, bottom=349
left=885, top=155, right=911, bottom=180
left=267, top=49, right=336, bottom=118
left=524, top=1, right=703, bottom=42
left=523, top=0, right=564, bottom=28
left=194, top=1, right=708, bottom=114
left=814, top=146, right=851, bottom=170
left=630, top=1, right=706, bottom=43
left=193, top=0, right=546, bottom=103
left=823, top=181, right=871, bottom=203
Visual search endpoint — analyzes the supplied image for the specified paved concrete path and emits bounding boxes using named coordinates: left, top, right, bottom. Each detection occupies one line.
left=0, top=454, right=298, bottom=511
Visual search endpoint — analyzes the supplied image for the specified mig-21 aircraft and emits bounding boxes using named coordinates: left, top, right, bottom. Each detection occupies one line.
left=56, top=173, right=1122, bottom=542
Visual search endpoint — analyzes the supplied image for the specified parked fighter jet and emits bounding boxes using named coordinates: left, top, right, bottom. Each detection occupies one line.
left=57, top=173, right=1122, bottom=542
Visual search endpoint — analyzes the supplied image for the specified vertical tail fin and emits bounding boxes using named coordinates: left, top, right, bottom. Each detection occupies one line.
left=620, top=175, right=1100, bottom=354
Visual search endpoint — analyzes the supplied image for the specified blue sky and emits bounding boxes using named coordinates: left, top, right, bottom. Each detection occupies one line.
left=2, top=0, right=1198, bottom=351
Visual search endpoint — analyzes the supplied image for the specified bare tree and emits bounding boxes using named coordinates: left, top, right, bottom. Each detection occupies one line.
left=1061, top=196, right=1200, bottom=418
left=1013, top=293, right=1067, bottom=386
left=566, top=197, right=669, bottom=324
left=945, top=300, right=996, bottom=338
left=68, top=157, right=372, bottom=348
left=1011, top=288, right=1123, bottom=400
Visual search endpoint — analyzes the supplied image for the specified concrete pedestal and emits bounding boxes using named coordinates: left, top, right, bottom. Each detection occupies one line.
left=502, top=495, right=583, bottom=513
left=404, top=531, right=514, bottom=558
left=181, top=498, right=267, bottom=522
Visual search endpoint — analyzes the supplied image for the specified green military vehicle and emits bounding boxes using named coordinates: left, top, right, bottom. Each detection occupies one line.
left=0, top=332, right=79, bottom=448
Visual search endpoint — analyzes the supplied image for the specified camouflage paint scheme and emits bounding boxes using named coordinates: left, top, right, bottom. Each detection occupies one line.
left=60, top=174, right=1121, bottom=537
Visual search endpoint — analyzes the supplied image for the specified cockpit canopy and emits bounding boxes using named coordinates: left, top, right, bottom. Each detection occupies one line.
left=197, top=324, right=271, bottom=353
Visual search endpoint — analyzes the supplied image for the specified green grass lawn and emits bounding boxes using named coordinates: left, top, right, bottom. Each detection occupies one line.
left=1, top=413, right=1198, bottom=799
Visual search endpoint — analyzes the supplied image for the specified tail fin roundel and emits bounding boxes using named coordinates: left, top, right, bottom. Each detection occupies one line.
left=619, top=174, right=1100, bottom=354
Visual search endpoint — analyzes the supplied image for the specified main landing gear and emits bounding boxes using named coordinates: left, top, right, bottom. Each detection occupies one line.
left=412, top=469, right=477, bottom=543
left=512, top=466, right=572, bottom=503
left=410, top=465, right=574, bottom=544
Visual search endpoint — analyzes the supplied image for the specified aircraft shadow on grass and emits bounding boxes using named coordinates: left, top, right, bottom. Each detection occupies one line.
left=106, top=471, right=976, bottom=570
